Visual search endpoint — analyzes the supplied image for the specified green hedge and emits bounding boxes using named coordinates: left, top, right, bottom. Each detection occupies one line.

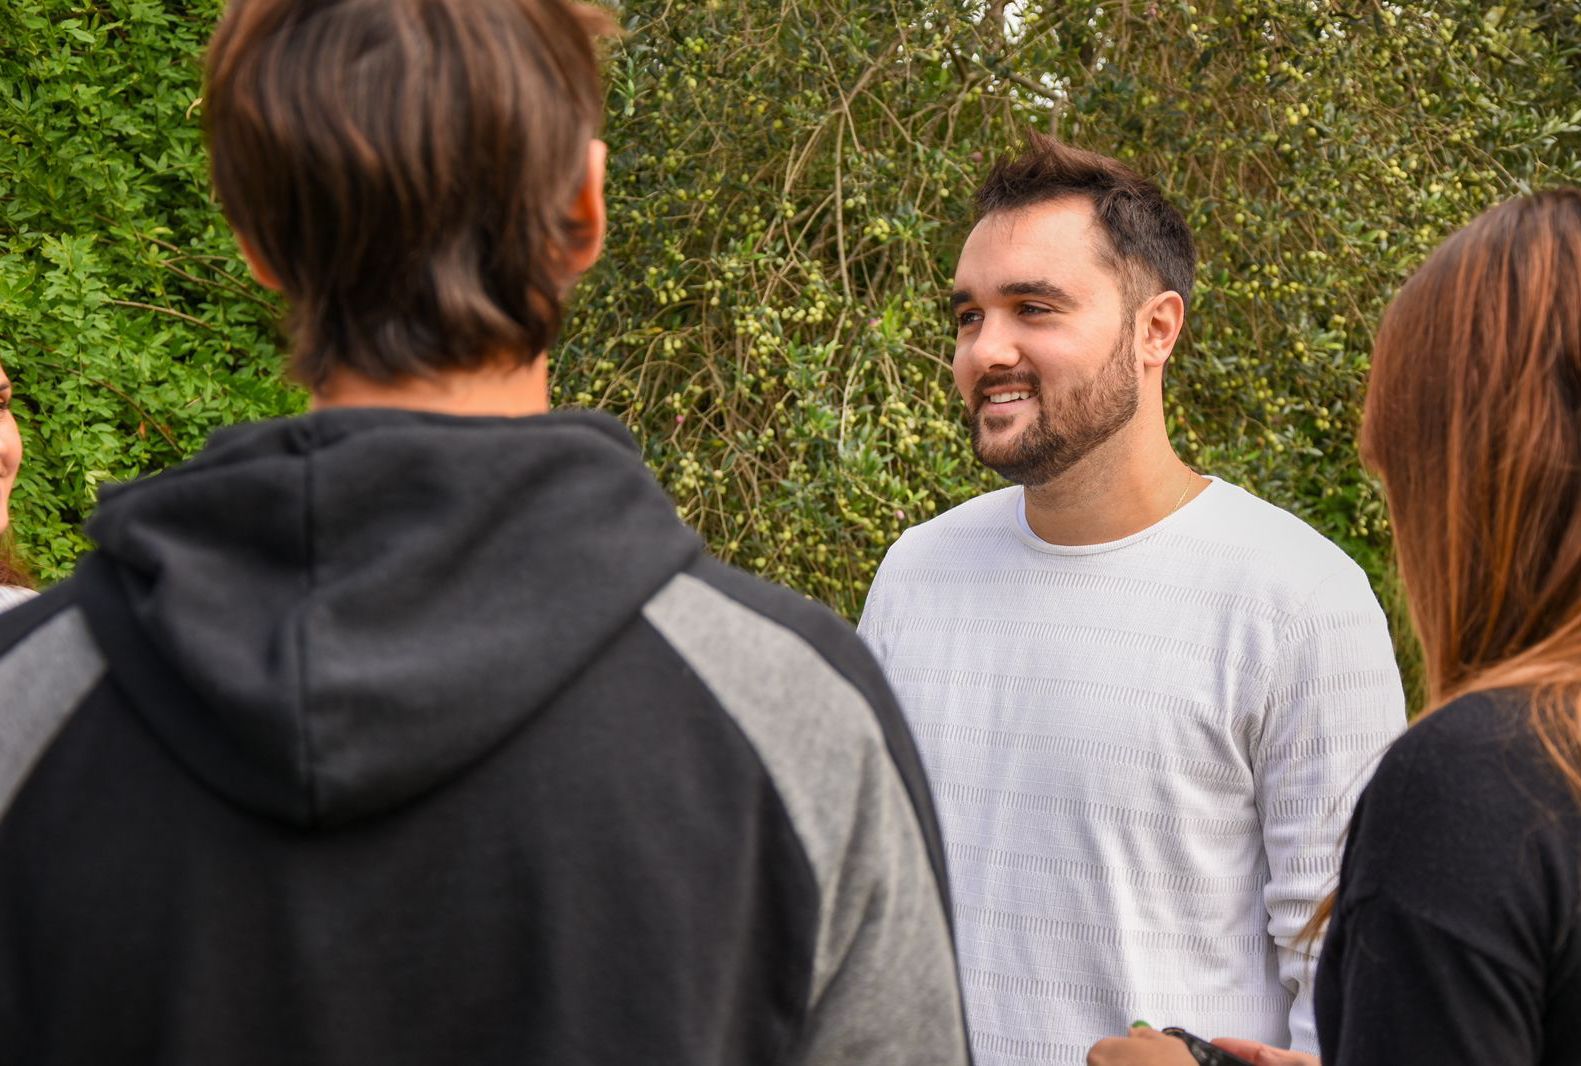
left=4, top=1, right=1581, bottom=704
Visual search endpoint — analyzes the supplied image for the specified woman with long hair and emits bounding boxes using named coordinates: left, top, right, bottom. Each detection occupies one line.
left=0, top=359, right=35, bottom=609
left=1089, top=189, right=1581, bottom=1066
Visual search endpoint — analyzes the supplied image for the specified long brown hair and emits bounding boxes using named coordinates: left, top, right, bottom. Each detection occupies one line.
left=1304, top=190, right=1581, bottom=944
left=0, top=531, right=33, bottom=591
left=1363, top=189, right=1581, bottom=782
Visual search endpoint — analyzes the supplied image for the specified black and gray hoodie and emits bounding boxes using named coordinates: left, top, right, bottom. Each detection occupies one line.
left=0, top=408, right=969, bottom=1066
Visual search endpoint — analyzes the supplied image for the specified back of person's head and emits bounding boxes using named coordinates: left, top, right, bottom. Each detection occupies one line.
left=973, top=132, right=1196, bottom=313
left=205, top=0, right=614, bottom=387
left=1363, top=189, right=1581, bottom=778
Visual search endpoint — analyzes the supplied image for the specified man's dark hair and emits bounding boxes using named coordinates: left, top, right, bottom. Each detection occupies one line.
left=974, top=131, right=1196, bottom=312
left=205, top=0, right=615, bottom=387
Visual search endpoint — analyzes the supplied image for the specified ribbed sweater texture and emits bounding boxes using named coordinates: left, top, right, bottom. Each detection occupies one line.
left=859, top=479, right=1406, bottom=1064
left=0, top=585, right=34, bottom=613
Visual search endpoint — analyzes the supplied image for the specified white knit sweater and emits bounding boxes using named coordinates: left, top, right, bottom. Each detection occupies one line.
left=859, top=480, right=1405, bottom=1064
left=0, top=586, right=34, bottom=613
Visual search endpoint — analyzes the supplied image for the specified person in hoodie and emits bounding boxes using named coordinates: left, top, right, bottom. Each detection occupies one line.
left=0, top=2, right=971, bottom=1064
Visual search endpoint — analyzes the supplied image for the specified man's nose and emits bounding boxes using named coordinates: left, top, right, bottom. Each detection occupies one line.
left=961, top=312, right=1022, bottom=375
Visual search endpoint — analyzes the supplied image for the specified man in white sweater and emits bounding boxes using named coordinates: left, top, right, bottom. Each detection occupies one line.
left=858, top=135, right=1405, bottom=1064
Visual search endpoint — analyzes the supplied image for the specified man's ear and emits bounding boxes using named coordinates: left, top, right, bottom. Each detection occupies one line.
left=235, top=232, right=283, bottom=292
left=1135, top=289, right=1186, bottom=369
left=562, top=138, right=607, bottom=280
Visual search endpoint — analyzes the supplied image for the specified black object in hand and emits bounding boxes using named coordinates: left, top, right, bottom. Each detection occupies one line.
left=1161, top=1027, right=1256, bottom=1066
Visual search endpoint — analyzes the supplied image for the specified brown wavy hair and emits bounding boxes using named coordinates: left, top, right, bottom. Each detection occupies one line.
left=1363, top=189, right=1581, bottom=760
left=204, top=0, right=615, bottom=387
left=0, top=531, right=33, bottom=591
left=1307, top=189, right=1581, bottom=942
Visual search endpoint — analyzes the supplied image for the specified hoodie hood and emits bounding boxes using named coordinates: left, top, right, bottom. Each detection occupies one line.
left=76, top=408, right=703, bottom=828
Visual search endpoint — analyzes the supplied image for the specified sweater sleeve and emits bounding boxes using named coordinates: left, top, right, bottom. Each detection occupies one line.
left=1253, top=563, right=1405, bottom=1052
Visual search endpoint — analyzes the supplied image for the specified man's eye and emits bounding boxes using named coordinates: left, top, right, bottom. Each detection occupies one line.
left=1019, top=303, right=1053, bottom=316
left=955, top=310, right=982, bottom=328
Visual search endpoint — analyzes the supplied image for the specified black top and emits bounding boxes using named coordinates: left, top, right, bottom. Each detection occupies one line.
left=1316, top=690, right=1581, bottom=1064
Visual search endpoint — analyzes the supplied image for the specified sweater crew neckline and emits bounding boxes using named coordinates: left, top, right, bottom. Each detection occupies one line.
left=1010, top=476, right=1226, bottom=556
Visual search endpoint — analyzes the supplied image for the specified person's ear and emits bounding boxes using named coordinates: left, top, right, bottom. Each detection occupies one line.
left=1135, top=289, right=1185, bottom=369
left=235, top=232, right=283, bottom=292
left=561, top=138, right=607, bottom=280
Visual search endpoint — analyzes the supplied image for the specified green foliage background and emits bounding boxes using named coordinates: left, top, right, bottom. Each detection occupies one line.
left=4, top=1, right=1581, bottom=703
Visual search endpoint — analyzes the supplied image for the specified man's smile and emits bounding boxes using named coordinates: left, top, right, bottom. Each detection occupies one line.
left=974, top=374, right=1041, bottom=419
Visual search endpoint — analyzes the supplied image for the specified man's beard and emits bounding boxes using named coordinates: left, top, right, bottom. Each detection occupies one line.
left=969, top=329, right=1139, bottom=487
